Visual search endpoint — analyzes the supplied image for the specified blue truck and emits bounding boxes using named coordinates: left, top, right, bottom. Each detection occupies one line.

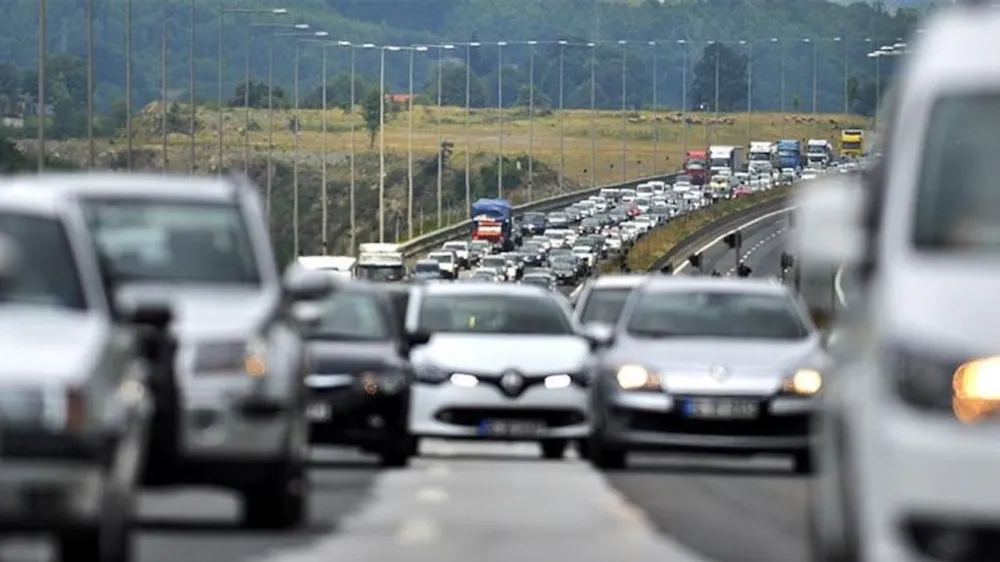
left=776, top=139, right=803, bottom=170
left=470, top=198, right=516, bottom=251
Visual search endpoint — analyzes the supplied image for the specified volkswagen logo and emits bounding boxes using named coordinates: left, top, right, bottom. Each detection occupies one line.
left=499, top=370, right=524, bottom=395
left=709, top=365, right=729, bottom=381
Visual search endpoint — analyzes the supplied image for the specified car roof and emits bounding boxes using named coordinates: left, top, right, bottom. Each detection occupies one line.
left=0, top=182, right=76, bottom=216
left=418, top=281, right=550, bottom=297
left=1, top=172, right=241, bottom=202
left=639, top=276, right=792, bottom=295
left=588, top=274, right=647, bottom=289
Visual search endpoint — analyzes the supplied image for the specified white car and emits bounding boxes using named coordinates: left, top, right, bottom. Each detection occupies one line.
left=427, top=251, right=459, bottom=280
left=571, top=245, right=597, bottom=268
left=405, top=283, right=592, bottom=458
left=441, top=241, right=471, bottom=268
left=798, top=15, right=1000, bottom=559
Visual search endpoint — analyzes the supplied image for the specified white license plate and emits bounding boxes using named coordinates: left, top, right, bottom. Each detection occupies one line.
left=306, top=402, right=332, bottom=421
left=682, top=398, right=759, bottom=419
left=478, top=419, right=546, bottom=436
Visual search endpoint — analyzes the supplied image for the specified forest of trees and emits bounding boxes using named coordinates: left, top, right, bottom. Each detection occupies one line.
left=0, top=0, right=919, bottom=140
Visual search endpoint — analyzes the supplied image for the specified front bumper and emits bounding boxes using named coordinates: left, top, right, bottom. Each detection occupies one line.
left=179, top=383, right=296, bottom=461
left=409, top=382, right=589, bottom=440
left=307, top=378, right=410, bottom=448
left=0, top=462, right=105, bottom=532
left=597, top=390, right=813, bottom=453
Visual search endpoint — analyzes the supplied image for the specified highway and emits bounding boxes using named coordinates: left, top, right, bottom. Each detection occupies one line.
left=0, top=214, right=810, bottom=562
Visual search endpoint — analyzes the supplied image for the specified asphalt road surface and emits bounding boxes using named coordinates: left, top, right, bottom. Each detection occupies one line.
left=603, top=210, right=817, bottom=562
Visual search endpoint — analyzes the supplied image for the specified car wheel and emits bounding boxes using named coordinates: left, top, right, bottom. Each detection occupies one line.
left=793, top=450, right=815, bottom=475
left=58, top=487, right=133, bottom=562
left=588, top=435, right=627, bottom=470
left=242, top=459, right=307, bottom=530
left=379, top=436, right=415, bottom=468
left=540, top=440, right=568, bottom=460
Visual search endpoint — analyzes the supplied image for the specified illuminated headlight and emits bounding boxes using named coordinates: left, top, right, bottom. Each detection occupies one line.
left=952, top=357, right=1000, bottom=423
left=544, top=374, right=572, bottom=389
left=449, top=373, right=479, bottom=387
left=359, top=370, right=407, bottom=395
left=415, top=364, right=449, bottom=383
left=194, top=337, right=269, bottom=377
left=615, top=365, right=661, bottom=391
left=781, top=369, right=823, bottom=396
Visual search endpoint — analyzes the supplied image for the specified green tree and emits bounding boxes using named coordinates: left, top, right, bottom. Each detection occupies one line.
left=425, top=63, right=487, bottom=107
left=228, top=80, right=287, bottom=109
left=791, top=93, right=801, bottom=112
left=303, top=72, right=370, bottom=111
left=514, top=84, right=552, bottom=112
left=361, top=85, right=383, bottom=148
left=691, top=43, right=747, bottom=112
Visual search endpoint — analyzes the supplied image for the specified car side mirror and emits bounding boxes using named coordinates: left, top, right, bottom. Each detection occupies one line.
left=407, top=330, right=432, bottom=348
left=582, top=323, right=615, bottom=350
left=0, top=234, right=22, bottom=296
left=283, top=266, right=336, bottom=301
left=292, top=302, right=323, bottom=331
left=791, top=174, right=866, bottom=272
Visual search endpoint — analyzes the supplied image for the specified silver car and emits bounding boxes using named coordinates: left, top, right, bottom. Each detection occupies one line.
left=586, top=277, right=826, bottom=472
left=14, top=173, right=332, bottom=529
left=405, top=283, right=593, bottom=459
left=0, top=188, right=166, bottom=561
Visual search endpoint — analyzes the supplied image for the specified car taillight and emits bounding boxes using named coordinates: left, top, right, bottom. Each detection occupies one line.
left=66, top=388, right=86, bottom=431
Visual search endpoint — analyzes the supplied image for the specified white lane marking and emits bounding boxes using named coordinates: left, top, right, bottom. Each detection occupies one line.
left=416, top=486, right=449, bottom=504
left=834, top=263, right=847, bottom=307
left=724, top=226, right=788, bottom=274
left=394, top=516, right=441, bottom=545
left=674, top=206, right=796, bottom=273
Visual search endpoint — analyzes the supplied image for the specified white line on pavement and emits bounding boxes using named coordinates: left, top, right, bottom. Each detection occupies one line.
left=674, top=207, right=795, bottom=274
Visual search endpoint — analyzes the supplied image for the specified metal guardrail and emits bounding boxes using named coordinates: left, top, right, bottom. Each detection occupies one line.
left=649, top=195, right=794, bottom=272
left=399, top=172, right=683, bottom=259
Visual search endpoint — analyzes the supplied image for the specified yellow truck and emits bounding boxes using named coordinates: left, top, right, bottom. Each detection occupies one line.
left=840, top=129, right=864, bottom=158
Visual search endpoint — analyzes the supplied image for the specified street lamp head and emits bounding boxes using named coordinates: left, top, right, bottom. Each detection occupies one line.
left=618, top=39, right=626, bottom=45
left=893, top=42, right=907, bottom=48
left=558, top=40, right=568, bottom=45
left=271, top=8, right=288, bottom=15
left=362, top=43, right=375, bottom=48
left=833, top=36, right=842, bottom=41
left=497, top=41, right=508, bottom=46
left=415, top=46, right=429, bottom=52
left=442, top=44, right=455, bottom=49
left=738, top=40, right=747, bottom=44
left=469, top=42, right=481, bottom=47
left=587, top=42, right=595, bottom=47
left=770, top=37, right=779, bottom=42
left=677, top=39, right=686, bottom=44
left=386, top=45, right=401, bottom=51
left=803, top=38, right=811, bottom=42
left=867, top=52, right=880, bottom=58
left=314, top=31, right=330, bottom=37
left=648, top=40, right=656, bottom=46
left=527, top=40, right=538, bottom=46
left=337, top=40, right=351, bottom=46
left=293, top=23, right=310, bottom=29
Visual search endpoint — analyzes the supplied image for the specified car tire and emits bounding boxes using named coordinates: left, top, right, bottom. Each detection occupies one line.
left=242, top=459, right=307, bottom=530
left=540, top=440, right=568, bottom=460
left=588, top=436, right=627, bottom=470
left=379, top=436, right=415, bottom=468
left=793, top=451, right=815, bottom=475
left=58, top=487, right=133, bottom=562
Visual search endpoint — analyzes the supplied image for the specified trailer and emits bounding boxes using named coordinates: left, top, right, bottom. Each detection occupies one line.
left=356, top=243, right=405, bottom=282
left=748, top=141, right=776, bottom=175
left=470, top=198, right=515, bottom=251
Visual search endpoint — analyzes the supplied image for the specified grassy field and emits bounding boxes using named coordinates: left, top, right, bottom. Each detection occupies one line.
left=147, top=103, right=868, bottom=189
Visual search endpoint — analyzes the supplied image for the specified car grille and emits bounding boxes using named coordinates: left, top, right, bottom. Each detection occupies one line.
left=434, top=407, right=585, bottom=428
left=903, top=516, right=1000, bottom=562
left=615, top=407, right=809, bottom=436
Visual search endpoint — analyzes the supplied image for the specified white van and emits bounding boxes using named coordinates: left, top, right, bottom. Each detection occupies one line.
left=296, top=255, right=357, bottom=279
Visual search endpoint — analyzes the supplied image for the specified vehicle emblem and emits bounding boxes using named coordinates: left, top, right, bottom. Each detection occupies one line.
left=709, top=365, right=729, bottom=381
left=499, top=370, right=524, bottom=393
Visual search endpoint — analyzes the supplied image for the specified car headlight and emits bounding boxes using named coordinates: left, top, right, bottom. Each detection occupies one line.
left=951, top=356, right=1000, bottom=423
left=194, top=337, right=268, bottom=377
left=359, top=370, right=408, bottom=395
left=887, top=346, right=969, bottom=415
left=415, top=364, right=449, bottom=384
left=615, top=364, right=661, bottom=391
left=781, top=368, right=823, bottom=396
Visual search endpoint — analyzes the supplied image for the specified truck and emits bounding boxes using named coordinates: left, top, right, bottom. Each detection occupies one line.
left=776, top=139, right=803, bottom=170
left=840, top=129, right=864, bottom=159
left=806, top=139, right=833, bottom=168
left=683, top=150, right=708, bottom=185
left=356, top=243, right=406, bottom=282
left=709, top=145, right=744, bottom=174
left=747, top=141, right=776, bottom=175
left=470, top=198, right=515, bottom=251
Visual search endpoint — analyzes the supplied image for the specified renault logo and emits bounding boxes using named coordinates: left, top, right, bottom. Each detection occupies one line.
left=499, top=370, right=524, bottom=394
left=709, top=365, right=729, bottom=381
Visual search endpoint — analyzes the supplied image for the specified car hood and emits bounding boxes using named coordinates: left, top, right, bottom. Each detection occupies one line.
left=0, top=306, right=108, bottom=384
left=117, top=283, right=276, bottom=340
left=607, top=337, right=821, bottom=395
left=412, top=333, right=590, bottom=375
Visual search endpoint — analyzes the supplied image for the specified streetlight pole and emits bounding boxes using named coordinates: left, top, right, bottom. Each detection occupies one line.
left=189, top=0, right=196, bottom=173
left=496, top=41, right=507, bottom=199
left=378, top=46, right=390, bottom=243
left=37, top=0, right=45, bottom=172
left=650, top=40, right=657, bottom=176
left=809, top=38, right=818, bottom=114
left=558, top=40, right=566, bottom=190
left=321, top=44, right=329, bottom=254
left=619, top=40, right=627, bottom=183
left=218, top=8, right=287, bottom=176
left=778, top=38, right=786, bottom=135
left=126, top=0, right=132, bottom=170
left=161, top=0, right=168, bottom=172
left=436, top=44, right=454, bottom=227
left=713, top=40, right=720, bottom=116
left=293, top=39, right=301, bottom=255
left=743, top=40, right=751, bottom=144
left=835, top=36, right=846, bottom=118
left=465, top=42, right=479, bottom=217
left=86, top=0, right=94, bottom=169
left=407, top=45, right=428, bottom=239
left=527, top=40, right=536, bottom=201
left=589, top=41, right=596, bottom=188
left=679, top=40, right=687, bottom=153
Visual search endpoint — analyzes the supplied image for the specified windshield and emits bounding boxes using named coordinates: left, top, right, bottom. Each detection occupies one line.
left=625, top=290, right=809, bottom=340
left=414, top=261, right=440, bottom=272
left=310, top=290, right=390, bottom=340
left=443, top=243, right=466, bottom=251
left=482, top=257, right=506, bottom=268
left=549, top=213, right=567, bottom=221
left=84, top=199, right=260, bottom=285
left=913, top=93, right=1000, bottom=252
left=522, top=276, right=549, bottom=285
left=0, top=213, right=87, bottom=311
left=417, top=293, right=572, bottom=334
left=472, top=271, right=495, bottom=279
left=357, top=265, right=405, bottom=282
left=685, top=159, right=706, bottom=168
left=749, top=152, right=770, bottom=161
left=841, top=141, right=862, bottom=150
left=579, top=288, right=631, bottom=325
left=429, top=254, right=453, bottom=263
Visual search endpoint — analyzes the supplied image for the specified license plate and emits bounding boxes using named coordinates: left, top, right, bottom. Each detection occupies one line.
left=681, top=398, right=759, bottom=419
left=478, top=419, right=546, bottom=436
left=306, top=402, right=332, bottom=421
